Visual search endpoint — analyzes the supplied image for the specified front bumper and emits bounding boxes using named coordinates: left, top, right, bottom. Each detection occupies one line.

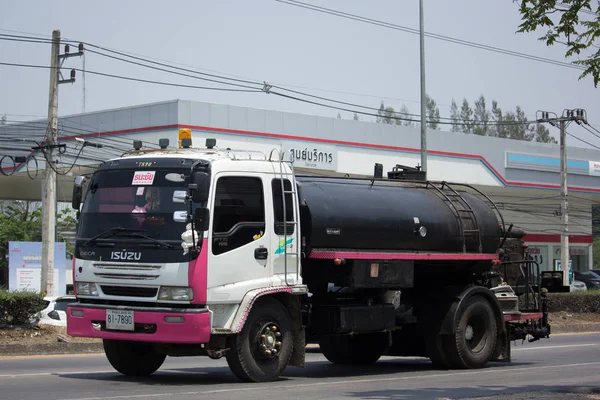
left=66, top=303, right=211, bottom=344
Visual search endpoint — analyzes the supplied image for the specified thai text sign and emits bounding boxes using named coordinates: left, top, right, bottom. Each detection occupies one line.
left=589, top=161, right=600, bottom=176
left=8, top=241, right=67, bottom=296
left=281, top=141, right=338, bottom=171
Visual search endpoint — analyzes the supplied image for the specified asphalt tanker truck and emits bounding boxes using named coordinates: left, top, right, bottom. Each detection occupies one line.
left=66, top=137, right=551, bottom=382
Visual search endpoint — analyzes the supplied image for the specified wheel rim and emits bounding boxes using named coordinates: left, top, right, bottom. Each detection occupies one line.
left=252, top=321, right=282, bottom=362
left=464, top=310, right=488, bottom=354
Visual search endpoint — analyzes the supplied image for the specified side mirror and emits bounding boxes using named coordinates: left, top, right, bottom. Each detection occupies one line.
left=48, top=310, right=60, bottom=320
left=190, top=172, right=210, bottom=203
left=71, top=175, right=86, bottom=210
left=193, top=207, right=210, bottom=231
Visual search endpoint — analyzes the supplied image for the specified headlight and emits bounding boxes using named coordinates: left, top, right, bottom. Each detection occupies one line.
left=76, top=282, right=98, bottom=296
left=158, top=287, right=194, bottom=301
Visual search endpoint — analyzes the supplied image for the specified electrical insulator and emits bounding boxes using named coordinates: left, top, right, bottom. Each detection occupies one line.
left=70, top=69, right=76, bottom=80
left=78, top=42, right=84, bottom=53
left=64, top=44, right=70, bottom=54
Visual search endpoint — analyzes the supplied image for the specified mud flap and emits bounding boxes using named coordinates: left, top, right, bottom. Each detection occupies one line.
left=490, top=328, right=511, bottom=363
left=289, top=327, right=306, bottom=368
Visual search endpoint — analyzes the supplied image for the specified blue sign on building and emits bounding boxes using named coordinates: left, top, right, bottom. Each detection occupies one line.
left=8, top=241, right=67, bottom=296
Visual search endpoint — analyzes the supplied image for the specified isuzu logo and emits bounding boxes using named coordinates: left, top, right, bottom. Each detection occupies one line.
left=111, top=251, right=142, bottom=261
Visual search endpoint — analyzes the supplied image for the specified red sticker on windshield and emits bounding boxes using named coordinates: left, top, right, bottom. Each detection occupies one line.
left=132, top=171, right=156, bottom=185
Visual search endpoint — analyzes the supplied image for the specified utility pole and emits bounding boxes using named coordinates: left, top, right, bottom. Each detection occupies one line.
left=419, top=0, right=427, bottom=177
left=537, top=108, right=587, bottom=290
left=41, top=30, right=60, bottom=297
left=559, top=117, right=568, bottom=291
left=40, top=29, right=83, bottom=296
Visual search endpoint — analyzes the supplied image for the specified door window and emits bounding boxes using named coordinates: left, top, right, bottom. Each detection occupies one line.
left=271, top=179, right=295, bottom=235
left=212, top=177, right=265, bottom=255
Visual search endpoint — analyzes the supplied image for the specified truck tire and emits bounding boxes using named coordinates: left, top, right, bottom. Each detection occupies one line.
left=226, top=297, right=294, bottom=382
left=425, top=332, right=452, bottom=369
left=103, top=339, right=166, bottom=377
left=319, top=333, right=387, bottom=365
left=443, top=295, right=498, bottom=369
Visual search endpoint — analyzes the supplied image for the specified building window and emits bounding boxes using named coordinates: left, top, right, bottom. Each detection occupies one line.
left=552, top=245, right=589, bottom=272
left=526, top=245, right=549, bottom=272
left=211, top=177, right=265, bottom=255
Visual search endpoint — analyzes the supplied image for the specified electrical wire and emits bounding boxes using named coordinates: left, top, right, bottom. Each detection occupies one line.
left=83, top=48, right=263, bottom=91
left=274, top=0, right=587, bottom=71
left=0, top=34, right=571, bottom=130
left=0, top=62, right=264, bottom=93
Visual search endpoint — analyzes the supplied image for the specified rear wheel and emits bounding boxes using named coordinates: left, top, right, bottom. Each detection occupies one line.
left=319, top=333, right=387, bottom=365
left=103, top=339, right=166, bottom=376
left=426, top=331, right=452, bottom=369
left=226, top=297, right=294, bottom=382
left=443, top=295, right=498, bottom=369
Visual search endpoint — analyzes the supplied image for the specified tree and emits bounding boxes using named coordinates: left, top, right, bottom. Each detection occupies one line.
left=450, top=99, right=461, bottom=132
left=337, top=113, right=342, bottom=119
left=534, top=123, right=558, bottom=143
left=353, top=112, right=359, bottom=121
left=399, top=104, right=415, bottom=127
left=490, top=100, right=507, bottom=138
left=425, top=95, right=441, bottom=130
left=376, top=101, right=397, bottom=124
left=460, top=98, right=474, bottom=134
left=0, top=115, right=6, bottom=125
left=502, top=106, right=534, bottom=141
left=473, top=95, right=490, bottom=136
left=514, top=0, right=600, bottom=87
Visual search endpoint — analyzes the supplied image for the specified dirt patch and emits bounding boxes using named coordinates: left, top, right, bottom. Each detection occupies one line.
left=548, top=311, right=600, bottom=326
left=0, top=325, right=101, bottom=345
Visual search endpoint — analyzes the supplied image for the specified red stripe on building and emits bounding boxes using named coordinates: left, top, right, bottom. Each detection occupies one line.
left=523, top=234, right=593, bottom=244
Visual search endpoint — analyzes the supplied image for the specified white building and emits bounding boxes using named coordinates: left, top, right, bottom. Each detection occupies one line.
left=1, top=99, right=599, bottom=274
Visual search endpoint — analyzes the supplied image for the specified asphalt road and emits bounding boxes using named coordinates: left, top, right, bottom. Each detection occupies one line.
left=1, top=333, right=600, bottom=400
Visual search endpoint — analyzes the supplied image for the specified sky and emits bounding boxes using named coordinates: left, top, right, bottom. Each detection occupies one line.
left=0, top=0, right=598, bottom=148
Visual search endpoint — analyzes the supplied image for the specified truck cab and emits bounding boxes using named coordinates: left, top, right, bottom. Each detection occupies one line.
left=67, top=142, right=307, bottom=381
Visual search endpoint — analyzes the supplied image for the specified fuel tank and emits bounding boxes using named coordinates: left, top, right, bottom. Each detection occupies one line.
left=295, top=177, right=502, bottom=254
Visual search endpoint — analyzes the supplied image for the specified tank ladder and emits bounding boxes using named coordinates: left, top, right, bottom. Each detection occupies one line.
left=428, top=181, right=483, bottom=253
left=269, top=148, right=301, bottom=286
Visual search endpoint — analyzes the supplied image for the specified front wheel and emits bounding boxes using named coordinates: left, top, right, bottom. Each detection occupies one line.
left=443, top=295, right=498, bottom=369
left=103, top=339, right=166, bottom=377
left=226, top=297, right=294, bottom=382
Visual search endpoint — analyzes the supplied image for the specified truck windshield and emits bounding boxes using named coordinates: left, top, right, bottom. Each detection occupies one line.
left=78, top=169, right=202, bottom=245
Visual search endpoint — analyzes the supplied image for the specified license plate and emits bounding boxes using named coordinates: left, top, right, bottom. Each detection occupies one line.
left=106, top=309, right=134, bottom=331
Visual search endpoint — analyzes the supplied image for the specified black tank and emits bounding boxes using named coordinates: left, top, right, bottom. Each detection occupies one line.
left=295, top=177, right=502, bottom=254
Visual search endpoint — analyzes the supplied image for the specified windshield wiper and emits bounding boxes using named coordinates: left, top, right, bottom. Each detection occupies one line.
left=118, top=232, right=175, bottom=249
left=83, top=227, right=146, bottom=246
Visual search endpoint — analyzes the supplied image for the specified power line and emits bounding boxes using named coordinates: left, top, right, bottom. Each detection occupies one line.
left=0, top=30, right=449, bottom=110
left=0, top=61, right=263, bottom=93
left=274, top=0, right=587, bottom=71
left=83, top=47, right=263, bottom=91
left=0, top=59, right=535, bottom=128
left=567, top=131, right=600, bottom=150
left=0, top=33, right=585, bottom=136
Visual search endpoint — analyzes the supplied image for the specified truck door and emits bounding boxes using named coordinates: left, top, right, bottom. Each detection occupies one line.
left=207, top=173, right=273, bottom=292
left=269, top=177, right=301, bottom=286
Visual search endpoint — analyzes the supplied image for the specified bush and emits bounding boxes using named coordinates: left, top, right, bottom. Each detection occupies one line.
left=547, top=290, right=600, bottom=314
left=0, top=289, right=47, bottom=326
